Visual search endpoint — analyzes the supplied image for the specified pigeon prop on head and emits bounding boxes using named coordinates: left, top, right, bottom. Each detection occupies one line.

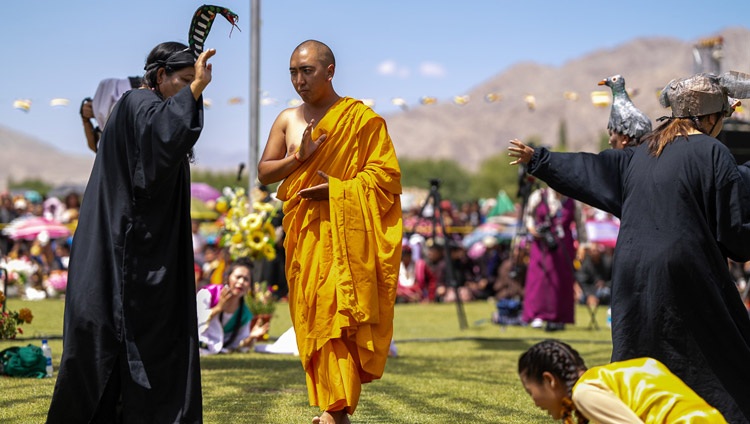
left=599, top=75, right=652, bottom=141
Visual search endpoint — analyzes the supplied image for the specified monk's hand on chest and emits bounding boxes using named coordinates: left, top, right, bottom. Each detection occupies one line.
left=296, top=119, right=327, bottom=162
left=298, top=170, right=329, bottom=200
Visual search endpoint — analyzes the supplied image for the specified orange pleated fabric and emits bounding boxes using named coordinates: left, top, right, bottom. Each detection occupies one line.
left=276, top=97, right=402, bottom=414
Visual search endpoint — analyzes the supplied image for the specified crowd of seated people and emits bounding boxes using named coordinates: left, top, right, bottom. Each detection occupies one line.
left=0, top=190, right=79, bottom=300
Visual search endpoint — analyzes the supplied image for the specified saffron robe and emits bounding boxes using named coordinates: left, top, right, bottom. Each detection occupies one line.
left=46, top=86, right=203, bottom=423
left=527, top=137, right=750, bottom=423
left=275, top=97, right=402, bottom=414
left=573, top=358, right=726, bottom=423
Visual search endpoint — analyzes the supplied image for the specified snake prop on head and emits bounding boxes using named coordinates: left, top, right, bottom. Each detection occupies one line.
left=188, top=4, right=240, bottom=60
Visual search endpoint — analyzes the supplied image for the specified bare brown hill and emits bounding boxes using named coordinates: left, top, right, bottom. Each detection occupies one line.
left=3, top=27, right=749, bottom=186
left=0, top=126, right=94, bottom=191
left=385, top=26, right=750, bottom=171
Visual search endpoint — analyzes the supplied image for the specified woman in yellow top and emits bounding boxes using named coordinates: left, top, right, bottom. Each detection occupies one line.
left=518, top=340, right=726, bottom=423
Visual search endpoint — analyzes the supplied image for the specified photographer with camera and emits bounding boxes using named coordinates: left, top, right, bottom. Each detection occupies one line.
left=521, top=186, right=586, bottom=331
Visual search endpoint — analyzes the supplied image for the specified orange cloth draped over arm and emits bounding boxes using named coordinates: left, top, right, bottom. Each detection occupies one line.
left=275, top=97, right=402, bottom=413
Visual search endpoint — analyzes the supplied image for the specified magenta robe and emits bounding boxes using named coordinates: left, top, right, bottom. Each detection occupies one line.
left=522, top=192, right=577, bottom=324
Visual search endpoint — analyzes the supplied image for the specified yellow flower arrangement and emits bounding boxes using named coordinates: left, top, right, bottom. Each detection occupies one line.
left=0, top=290, right=34, bottom=339
left=219, top=187, right=279, bottom=262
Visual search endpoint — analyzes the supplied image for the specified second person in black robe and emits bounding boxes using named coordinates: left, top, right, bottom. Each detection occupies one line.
left=508, top=110, right=750, bottom=420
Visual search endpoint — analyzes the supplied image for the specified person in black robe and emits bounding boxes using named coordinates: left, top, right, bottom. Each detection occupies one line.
left=46, top=42, right=216, bottom=424
left=508, top=72, right=750, bottom=423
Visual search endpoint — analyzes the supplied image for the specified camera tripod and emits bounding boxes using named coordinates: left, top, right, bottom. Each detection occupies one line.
left=411, top=179, right=468, bottom=330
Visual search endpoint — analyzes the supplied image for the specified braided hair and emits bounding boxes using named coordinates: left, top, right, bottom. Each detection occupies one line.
left=518, top=339, right=589, bottom=424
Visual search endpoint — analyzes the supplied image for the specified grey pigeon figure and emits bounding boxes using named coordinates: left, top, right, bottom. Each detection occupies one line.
left=599, top=75, right=652, bottom=140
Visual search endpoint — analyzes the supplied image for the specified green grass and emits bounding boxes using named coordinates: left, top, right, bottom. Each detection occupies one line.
left=0, top=298, right=612, bottom=423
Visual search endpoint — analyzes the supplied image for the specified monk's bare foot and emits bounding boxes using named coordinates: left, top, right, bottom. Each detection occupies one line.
left=312, top=410, right=349, bottom=424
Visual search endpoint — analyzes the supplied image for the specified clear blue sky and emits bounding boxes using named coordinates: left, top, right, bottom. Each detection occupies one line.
left=2, top=0, right=749, bottom=170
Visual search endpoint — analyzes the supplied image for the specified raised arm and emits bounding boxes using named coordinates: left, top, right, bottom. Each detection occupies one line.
left=190, top=49, right=216, bottom=101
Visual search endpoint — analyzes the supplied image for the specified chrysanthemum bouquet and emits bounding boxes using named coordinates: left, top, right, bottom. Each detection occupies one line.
left=0, top=290, right=34, bottom=340
left=1, top=258, right=34, bottom=287
left=217, top=187, right=278, bottom=262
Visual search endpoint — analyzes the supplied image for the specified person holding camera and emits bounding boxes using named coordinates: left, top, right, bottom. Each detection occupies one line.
left=521, top=186, right=586, bottom=331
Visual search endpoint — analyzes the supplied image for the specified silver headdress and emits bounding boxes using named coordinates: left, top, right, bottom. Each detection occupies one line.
left=659, top=71, right=750, bottom=118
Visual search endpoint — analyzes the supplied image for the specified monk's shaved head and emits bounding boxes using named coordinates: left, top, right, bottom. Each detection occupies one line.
left=294, top=39, right=335, bottom=68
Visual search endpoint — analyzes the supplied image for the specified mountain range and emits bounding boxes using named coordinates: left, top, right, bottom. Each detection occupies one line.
left=385, top=26, right=750, bottom=169
left=2, top=26, right=749, bottom=191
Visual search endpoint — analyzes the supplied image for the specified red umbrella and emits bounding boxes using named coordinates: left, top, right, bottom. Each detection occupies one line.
left=190, top=182, right=221, bottom=202
left=3, top=216, right=71, bottom=241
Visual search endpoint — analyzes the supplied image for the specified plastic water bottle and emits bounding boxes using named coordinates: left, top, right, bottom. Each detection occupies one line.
left=606, top=308, right=612, bottom=329
left=41, top=339, right=53, bottom=378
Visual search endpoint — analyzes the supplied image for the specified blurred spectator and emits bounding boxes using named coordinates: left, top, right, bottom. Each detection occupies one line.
left=43, top=197, right=65, bottom=222
left=196, top=258, right=269, bottom=354
left=0, top=193, right=16, bottom=255
left=201, top=244, right=230, bottom=286
left=13, top=196, right=29, bottom=217
left=468, top=236, right=505, bottom=300
left=458, top=200, right=483, bottom=227
left=54, top=240, right=71, bottom=270
left=491, top=254, right=525, bottom=326
left=425, top=238, right=447, bottom=302
left=60, top=193, right=81, bottom=224
left=441, top=242, right=475, bottom=303
left=191, top=219, right=206, bottom=265
left=522, top=187, right=586, bottom=332
left=397, top=244, right=430, bottom=303
left=575, top=243, right=613, bottom=308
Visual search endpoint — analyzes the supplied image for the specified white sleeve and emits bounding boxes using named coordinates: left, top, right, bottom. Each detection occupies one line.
left=525, top=189, right=542, bottom=231
left=572, top=381, right=644, bottom=424
left=196, top=289, right=223, bottom=355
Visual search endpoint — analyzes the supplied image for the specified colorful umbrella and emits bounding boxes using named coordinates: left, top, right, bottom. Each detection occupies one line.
left=3, top=216, right=71, bottom=241
left=461, top=219, right=519, bottom=249
left=190, top=182, right=221, bottom=202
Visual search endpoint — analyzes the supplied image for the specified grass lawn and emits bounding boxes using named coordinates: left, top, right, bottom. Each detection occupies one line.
left=0, top=297, right=612, bottom=423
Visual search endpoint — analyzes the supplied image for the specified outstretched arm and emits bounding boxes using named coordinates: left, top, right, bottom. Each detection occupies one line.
left=509, top=138, right=631, bottom=218
left=508, top=138, right=535, bottom=165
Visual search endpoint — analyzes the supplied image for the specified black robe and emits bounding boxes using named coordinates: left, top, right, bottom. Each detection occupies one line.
left=47, top=86, right=203, bottom=423
left=528, top=136, right=750, bottom=423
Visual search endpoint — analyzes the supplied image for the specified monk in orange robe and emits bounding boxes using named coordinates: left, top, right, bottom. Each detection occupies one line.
left=258, top=40, right=402, bottom=424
